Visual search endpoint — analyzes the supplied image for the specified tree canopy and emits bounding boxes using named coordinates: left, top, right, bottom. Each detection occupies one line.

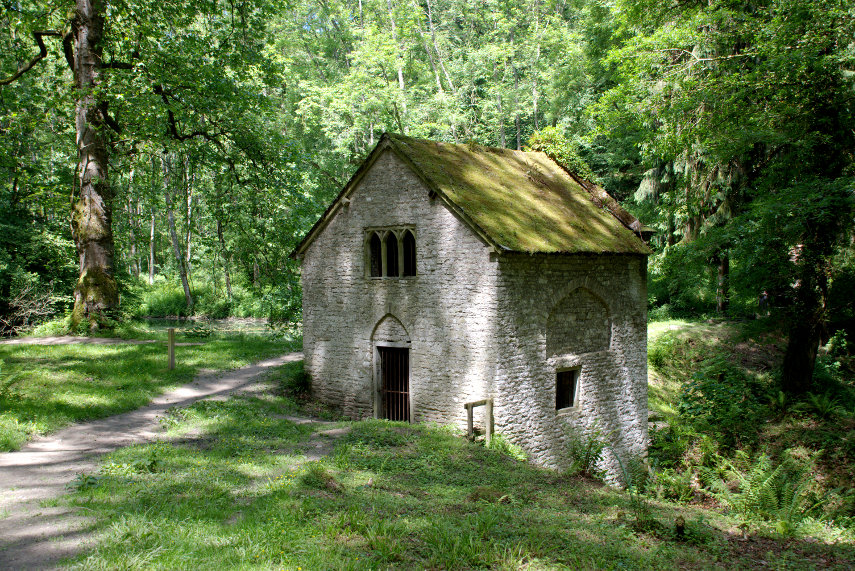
left=1, top=0, right=853, bottom=391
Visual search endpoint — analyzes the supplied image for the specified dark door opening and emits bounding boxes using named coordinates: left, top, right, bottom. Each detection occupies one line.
left=379, top=347, right=410, bottom=421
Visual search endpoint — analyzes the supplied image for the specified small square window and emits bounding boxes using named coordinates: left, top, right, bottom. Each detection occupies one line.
left=556, top=369, right=579, bottom=410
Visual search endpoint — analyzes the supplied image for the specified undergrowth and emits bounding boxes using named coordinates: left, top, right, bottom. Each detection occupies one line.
left=646, top=318, right=855, bottom=539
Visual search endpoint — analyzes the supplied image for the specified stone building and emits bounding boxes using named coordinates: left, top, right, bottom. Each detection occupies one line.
left=292, top=133, right=650, bottom=477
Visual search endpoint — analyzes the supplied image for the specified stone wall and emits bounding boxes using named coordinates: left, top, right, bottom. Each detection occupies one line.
left=301, top=149, right=499, bottom=427
left=300, top=149, right=648, bottom=481
left=492, top=254, right=648, bottom=481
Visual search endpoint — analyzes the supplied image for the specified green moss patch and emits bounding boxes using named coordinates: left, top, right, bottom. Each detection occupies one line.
left=389, top=134, right=650, bottom=254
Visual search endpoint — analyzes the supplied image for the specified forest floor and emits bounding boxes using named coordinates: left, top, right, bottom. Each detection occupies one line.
left=0, top=350, right=304, bottom=569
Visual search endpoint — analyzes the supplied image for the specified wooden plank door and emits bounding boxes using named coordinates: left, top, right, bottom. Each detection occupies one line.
left=379, top=347, right=410, bottom=421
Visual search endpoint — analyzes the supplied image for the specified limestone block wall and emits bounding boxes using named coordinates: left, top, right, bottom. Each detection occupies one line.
left=301, top=149, right=648, bottom=481
left=301, top=149, right=499, bottom=427
left=492, top=254, right=648, bottom=482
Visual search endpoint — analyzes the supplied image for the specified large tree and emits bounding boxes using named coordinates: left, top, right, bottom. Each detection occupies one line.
left=1, top=0, right=282, bottom=329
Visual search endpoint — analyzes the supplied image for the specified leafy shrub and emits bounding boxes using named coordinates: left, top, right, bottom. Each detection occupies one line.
left=678, top=359, right=766, bottom=449
left=827, top=330, right=849, bottom=360
left=767, top=390, right=793, bottom=418
left=184, top=323, right=213, bottom=339
left=648, top=331, right=679, bottom=372
left=299, top=462, right=342, bottom=492
left=277, top=362, right=310, bottom=398
left=648, top=423, right=693, bottom=468
left=133, top=283, right=190, bottom=317
left=647, top=466, right=695, bottom=502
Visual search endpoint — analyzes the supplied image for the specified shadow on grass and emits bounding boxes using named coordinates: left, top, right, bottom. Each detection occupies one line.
left=0, top=338, right=298, bottom=451
left=64, top=379, right=855, bottom=569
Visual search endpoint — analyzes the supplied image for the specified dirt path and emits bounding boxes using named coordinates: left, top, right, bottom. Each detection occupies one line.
left=0, top=351, right=303, bottom=570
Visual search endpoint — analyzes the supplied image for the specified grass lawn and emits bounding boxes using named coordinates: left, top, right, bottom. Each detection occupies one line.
left=63, top=361, right=855, bottom=570
left=0, top=335, right=298, bottom=451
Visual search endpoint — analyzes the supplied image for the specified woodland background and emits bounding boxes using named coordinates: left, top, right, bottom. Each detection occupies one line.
left=1, top=0, right=854, bottom=392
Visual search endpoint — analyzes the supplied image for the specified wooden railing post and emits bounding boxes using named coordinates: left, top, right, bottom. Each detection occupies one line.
left=463, top=398, right=494, bottom=443
left=168, top=328, right=175, bottom=370
left=485, top=398, right=493, bottom=445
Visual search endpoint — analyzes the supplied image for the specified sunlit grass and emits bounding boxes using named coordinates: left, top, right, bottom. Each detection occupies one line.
left=0, top=336, right=298, bottom=451
left=63, top=362, right=855, bottom=569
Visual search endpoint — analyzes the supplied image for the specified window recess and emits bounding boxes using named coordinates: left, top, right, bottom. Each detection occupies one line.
left=365, top=227, right=416, bottom=278
left=556, top=369, right=580, bottom=410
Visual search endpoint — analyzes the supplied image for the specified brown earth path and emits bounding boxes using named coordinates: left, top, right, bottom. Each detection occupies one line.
left=0, top=350, right=303, bottom=570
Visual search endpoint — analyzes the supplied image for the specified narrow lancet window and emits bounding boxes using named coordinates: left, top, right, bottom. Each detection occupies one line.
left=385, top=232, right=399, bottom=277
left=403, top=230, right=416, bottom=276
left=369, top=232, right=382, bottom=277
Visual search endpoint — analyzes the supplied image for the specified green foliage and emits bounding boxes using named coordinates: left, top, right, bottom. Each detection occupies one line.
left=486, top=433, right=528, bottom=462
left=0, top=336, right=295, bottom=451
left=827, top=330, right=849, bottom=361
left=794, top=393, right=845, bottom=421
left=648, top=331, right=679, bottom=372
left=67, top=393, right=854, bottom=570
left=646, top=466, right=695, bottom=503
left=525, top=127, right=599, bottom=183
left=565, top=425, right=607, bottom=479
left=702, top=450, right=826, bottom=535
left=276, top=361, right=311, bottom=399
left=184, top=323, right=213, bottom=339
left=678, top=360, right=766, bottom=449
left=299, top=462, right=342, bottom=493
left=767, top=390, right=792, bottom=419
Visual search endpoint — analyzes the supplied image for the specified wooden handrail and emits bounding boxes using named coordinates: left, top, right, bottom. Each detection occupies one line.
left=463, top=398, right=494, bottom=444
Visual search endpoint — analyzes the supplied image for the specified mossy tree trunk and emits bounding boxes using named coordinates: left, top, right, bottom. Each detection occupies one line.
left=70, top=0, right=119, bottom=330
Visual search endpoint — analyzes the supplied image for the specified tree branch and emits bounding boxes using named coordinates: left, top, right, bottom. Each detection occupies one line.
left=0, top=30, right=63, bottom=85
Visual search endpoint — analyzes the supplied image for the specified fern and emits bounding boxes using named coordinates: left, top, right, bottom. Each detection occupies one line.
left=701, top=450, right=825, bottom=534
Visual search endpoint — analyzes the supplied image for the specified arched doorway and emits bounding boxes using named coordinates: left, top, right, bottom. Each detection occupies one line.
left=371, top=314, right=411, bottom=421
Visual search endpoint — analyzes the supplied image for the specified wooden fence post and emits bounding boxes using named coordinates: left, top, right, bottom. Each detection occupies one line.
left=168, top=328, right=175, bottom=370
left=485, top=398, right=493, bottom=445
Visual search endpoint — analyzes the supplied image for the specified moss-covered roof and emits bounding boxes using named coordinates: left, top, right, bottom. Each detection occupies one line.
left=387, top=134, right=650, bottom=254
left=292, top=134, right=650, bottom=258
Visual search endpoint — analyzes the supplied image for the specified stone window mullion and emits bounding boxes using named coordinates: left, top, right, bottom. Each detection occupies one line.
left=380, top=231, right=389, bottom=277
left=397, top=232, right=404, bottom=278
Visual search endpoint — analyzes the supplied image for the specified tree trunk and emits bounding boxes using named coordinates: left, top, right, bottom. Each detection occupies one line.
left=513, top=66, right=521, bottom=150
left=387, top=0, right=407, bottom=122
left=148, top=211, right=156, bottom=285
left=163, top=156, right=193, bottom=312
left=127, top=188, right=140, bottom=279
left=781, top=259, right=827, bottom=393
left=70, top=0, right=118, bottom=330
left=781, top=321, right=820, bottom=394
left=183, top=156, right=193, bottom=283
left=715, top=252, right=729, bottom=314
left=216, top=218, right=233, bottom=301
